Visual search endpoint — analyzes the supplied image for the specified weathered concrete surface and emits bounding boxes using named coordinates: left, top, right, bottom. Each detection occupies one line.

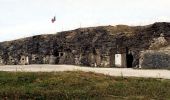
left=0, top=22, right=170, bottom=67
left=149, top=34, right=168, bottom=49
left=0, top=65, right=170, bottom=79
left=139, top=50, right=170, bottom=69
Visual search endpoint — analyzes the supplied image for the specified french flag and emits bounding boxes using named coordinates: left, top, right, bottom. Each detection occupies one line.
left=51, top=16, right=56, bottom=23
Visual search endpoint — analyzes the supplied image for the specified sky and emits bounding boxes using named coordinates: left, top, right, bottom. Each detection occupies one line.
left=0, top=0, right=170, bottom=42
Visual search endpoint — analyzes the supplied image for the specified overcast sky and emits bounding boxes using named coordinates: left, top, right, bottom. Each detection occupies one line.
left=0, top=0, right=170, bottom=42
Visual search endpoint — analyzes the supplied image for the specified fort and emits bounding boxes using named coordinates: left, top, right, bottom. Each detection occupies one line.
left=0, top=22, right=169, bottom=69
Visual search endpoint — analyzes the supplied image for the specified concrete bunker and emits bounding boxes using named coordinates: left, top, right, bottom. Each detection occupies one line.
left=51, top=47, right=65, bottom=64
left=110, top=47, right=134, bottom=68
left=43, top=55, right=50, bottom=64
left=88, top=48, right=101, bottom=67
left=8, top=56, right=17, bottom=65
left=20, top=55, right=29, bottom=65
left=31, top=54, right=42, bottom=64
left=49, top=55, right=57, bottom=64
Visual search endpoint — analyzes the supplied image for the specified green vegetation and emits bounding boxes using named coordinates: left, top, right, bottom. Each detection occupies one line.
left=0, top=71, right=169, bottom=99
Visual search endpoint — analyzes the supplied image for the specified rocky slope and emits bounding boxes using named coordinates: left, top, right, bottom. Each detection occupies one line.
left=0, top=22, right=169, bottom=67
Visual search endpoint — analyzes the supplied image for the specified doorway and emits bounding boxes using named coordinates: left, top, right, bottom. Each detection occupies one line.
left=126, top=47, right=133, bottom=68
left=126, top=53, right=133, bottom=68
left=53, top=49, right=60, bottom=64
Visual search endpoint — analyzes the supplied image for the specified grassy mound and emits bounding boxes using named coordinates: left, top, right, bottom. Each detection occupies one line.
left=0, top=71, right=169, bottom=99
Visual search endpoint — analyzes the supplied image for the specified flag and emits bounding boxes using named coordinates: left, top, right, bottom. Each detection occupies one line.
left=51, top=16, right=56, bottom=23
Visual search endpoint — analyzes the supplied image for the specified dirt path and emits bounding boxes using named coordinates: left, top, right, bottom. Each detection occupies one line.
left=0, top=64, right=170, bottom=79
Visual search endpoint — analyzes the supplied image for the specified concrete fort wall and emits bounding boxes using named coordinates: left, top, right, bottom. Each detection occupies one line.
left=139, top=50, right=170, bottom=69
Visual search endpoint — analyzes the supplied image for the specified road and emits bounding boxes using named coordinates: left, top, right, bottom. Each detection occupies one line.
left=0, top=64, right=170, bottom=79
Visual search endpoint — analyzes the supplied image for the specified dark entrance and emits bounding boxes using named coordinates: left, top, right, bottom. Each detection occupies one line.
left=126, top=47, right=133, bottom=68
left=53, top=49, right=60, bottom=64
left=126, top=53, right=133, bottom=68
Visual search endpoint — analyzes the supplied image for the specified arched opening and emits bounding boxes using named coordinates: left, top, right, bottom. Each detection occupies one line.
left=54, top=50, right=59, bottom=57
left=126, top=47, right=134, bottom=68
left=53, top=49, right=59, bottom=64
left=126, top=52, right=133, bottom=68
left=92, top=47, right=97, bottom=55
left=126, top=47, right=133, bottom=68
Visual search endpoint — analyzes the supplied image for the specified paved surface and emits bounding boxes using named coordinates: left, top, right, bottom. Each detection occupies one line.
left=0, top=64, right=170, bottom=79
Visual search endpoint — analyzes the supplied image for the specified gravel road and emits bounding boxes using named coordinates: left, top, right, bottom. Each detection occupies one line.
left=0, top=64, right=170, bottom=79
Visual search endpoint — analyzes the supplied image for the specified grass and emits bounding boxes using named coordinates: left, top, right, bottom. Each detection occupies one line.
left=0, top=71, right=169, bottom=99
